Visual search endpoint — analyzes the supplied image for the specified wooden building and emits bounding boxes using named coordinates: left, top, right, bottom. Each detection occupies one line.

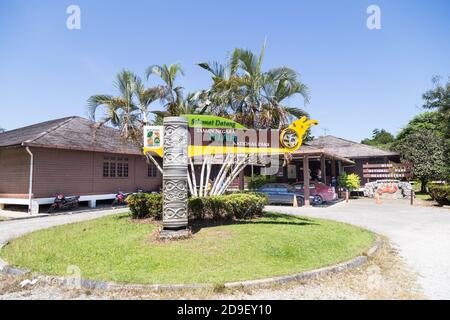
left=0, top=116, right=161, bottom=213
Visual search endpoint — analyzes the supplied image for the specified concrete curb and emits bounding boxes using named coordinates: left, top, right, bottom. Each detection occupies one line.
left=0, top=206, right=128, bottom=222
left=0, top=236, right=383, bottom=292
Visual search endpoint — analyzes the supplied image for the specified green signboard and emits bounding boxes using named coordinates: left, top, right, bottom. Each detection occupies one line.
left=182, top=114, right=246, bottom=129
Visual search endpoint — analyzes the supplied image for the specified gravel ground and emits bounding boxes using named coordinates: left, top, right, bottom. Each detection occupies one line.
left=267, top=199, right=450, bottom=299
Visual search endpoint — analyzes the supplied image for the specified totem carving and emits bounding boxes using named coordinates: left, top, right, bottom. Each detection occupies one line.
left=162, top=117, right=189, bottom=229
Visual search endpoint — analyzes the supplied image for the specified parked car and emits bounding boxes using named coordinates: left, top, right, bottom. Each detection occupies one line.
left=257, top=183, right=320, bottom=206
left=291, top=181, right=337, bottom=205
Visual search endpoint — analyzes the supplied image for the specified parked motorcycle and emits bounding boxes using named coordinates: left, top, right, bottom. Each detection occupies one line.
left=111, top=188, right=144, bottom=207
left=48, top=194, right=80, bottom=213
left=111, top=191, right=130, bottom=208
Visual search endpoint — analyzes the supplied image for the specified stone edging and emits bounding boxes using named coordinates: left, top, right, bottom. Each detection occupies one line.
left=0, top=236, right=383, bottom=292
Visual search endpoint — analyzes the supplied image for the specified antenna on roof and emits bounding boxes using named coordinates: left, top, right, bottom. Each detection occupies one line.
left=322, top=128, right=330, bottom=136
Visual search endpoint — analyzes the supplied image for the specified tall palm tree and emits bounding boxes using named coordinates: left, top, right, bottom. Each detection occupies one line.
left=198, top=44, right=310, bottom=129
left=87, top=70, right=160, bottom=143
left=145, top=64, right=186, bottom=116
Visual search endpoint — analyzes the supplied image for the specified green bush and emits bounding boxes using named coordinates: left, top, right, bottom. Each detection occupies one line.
left=223, top=193, right=267, bottom=219
left=247, top=175, right=276, bottom=190
left=126, top=193, right=163, bottom=219
left=338, top=173, right=361, bottom=191
left=188, top=193, right=268, bottom=220
left=226, top=190, right=269, bottom=203
left=187, top=197, right=204, bottom=219
left=128, top=192, right=268, bottom=220
left=428, top=184, right=450, bottom=206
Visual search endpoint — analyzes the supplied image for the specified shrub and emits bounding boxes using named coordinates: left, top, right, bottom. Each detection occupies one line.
left=128, top=192, right=268, bottom=220
left=126, top=193, right=162, bottom=219
left=338, top=173, right=361, bottom=191
left=227, top=190, right=269, bottom=203
left=247, top=175, right=276, bottom=190
left=428, top=184, right=450, bottom=206
left=188, top=193, right=268, bottom=220
left=223, top=193, right=267, bottom=219
left=188, top=197, right=204, bottom=220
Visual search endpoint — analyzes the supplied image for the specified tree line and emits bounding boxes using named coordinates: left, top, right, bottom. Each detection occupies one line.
left=361, top=76, right=450, bottom=191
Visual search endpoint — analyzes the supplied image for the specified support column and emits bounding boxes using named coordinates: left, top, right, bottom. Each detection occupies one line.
left=331, top=159, right=336, bottom=178
left=303, top=156, right=310, bottom=206
left=320, top=155, right=326, bottom=184
left=162, top=117, right=189, bottom=230
left=331, top=159, right=337, bottom=192
left=30, top=201, right=39, bottom=215
left=88, top=200, right=96, bottom=209
left=239, top=170, right=245, bottom=190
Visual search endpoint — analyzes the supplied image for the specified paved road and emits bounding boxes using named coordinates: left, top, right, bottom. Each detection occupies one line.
left=267, top=199, right=450, bottom=300
left=0, top=208, right=124, bottom=246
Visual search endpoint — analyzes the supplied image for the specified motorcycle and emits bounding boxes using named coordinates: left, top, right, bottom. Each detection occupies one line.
left=111, top=191, right=130, bottom=208
left=48, top=194, right=80, bottom=213
left=111, top=188, right=144, bottom=207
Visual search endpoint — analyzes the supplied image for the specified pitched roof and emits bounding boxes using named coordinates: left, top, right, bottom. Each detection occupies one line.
left=306, top=135, right=398, bottom=158
left=0, top=116, right=142, bottom=155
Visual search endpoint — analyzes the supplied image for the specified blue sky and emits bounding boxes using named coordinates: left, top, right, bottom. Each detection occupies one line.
left=0, top=0, right=449, bottom=141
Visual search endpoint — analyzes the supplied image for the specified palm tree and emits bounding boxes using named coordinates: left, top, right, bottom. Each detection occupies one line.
left=198, top=43, right=310, bottom=129
left=87, top=70, right=160, bottom=143
left=145, top=64, right=186, bottom=116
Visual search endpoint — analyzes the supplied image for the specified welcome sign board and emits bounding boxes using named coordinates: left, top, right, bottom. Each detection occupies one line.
left=143, top=115, right=318, bottom=158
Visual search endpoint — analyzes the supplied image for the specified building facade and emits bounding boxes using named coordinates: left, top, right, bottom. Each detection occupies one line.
left=0, top=117, right=161, bottom=213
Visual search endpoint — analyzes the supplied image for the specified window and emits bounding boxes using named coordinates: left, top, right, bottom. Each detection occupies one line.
left=103, top=156, right=128, bottom=178
left=148, top=164, right=157, bottom=177
left=110, top=162, right=116, bottom=177
left=117, top=162, right=129, bottom=177
left=103, top=162, right=109, bottom=177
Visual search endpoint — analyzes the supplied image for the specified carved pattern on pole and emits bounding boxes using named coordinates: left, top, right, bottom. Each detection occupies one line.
left=163, top=117, right=188, bottom=229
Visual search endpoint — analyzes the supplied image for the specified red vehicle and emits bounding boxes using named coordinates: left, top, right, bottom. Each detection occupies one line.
left=291, top=181, right=337, bottom=204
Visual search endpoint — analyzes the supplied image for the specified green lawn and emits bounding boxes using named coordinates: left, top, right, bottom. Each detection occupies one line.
left=1, top=213, right=374, bottom=285
left=415, top=193, right=432, bottom=201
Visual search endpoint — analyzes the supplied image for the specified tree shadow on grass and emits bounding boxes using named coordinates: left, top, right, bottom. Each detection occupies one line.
left=190, top=213, right=319, bottom=234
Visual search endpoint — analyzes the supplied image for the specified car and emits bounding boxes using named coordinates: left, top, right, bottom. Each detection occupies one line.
left=257, top=183, right=320, bottom=206
left=291, top=181, right=337, bottom=205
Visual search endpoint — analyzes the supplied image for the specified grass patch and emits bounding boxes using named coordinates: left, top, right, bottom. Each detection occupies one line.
left=0, top=217, right=8, bottom=222
left=415, top=193, right=432, bottom=201
left=1, top=213, right=374, bottom=285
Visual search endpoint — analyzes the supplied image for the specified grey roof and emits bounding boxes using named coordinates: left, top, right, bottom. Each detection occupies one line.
left=0, top=116, right=142, bottom=155
left=306, top=135, right=398, bottom=158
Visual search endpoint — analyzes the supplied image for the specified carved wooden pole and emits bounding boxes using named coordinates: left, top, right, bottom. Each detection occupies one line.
left=162, top=117, right=189, bottom=230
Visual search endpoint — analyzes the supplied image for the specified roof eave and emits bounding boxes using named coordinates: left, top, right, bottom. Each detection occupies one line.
left=22, top=142, right=142, bottom=156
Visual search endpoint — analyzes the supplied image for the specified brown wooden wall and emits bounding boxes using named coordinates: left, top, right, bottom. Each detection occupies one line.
left=1, top=147, right=162, bottom=198
left=0, top=147, right=30, bottom=197
left=32, top=147, right=162, bottom=197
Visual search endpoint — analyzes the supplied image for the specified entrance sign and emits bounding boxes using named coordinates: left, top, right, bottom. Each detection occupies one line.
left=143, top=115, right=318, bottom=232
left=188, top=117, right=317, bottom=157
left=144, top=116, right=318, bottom=158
